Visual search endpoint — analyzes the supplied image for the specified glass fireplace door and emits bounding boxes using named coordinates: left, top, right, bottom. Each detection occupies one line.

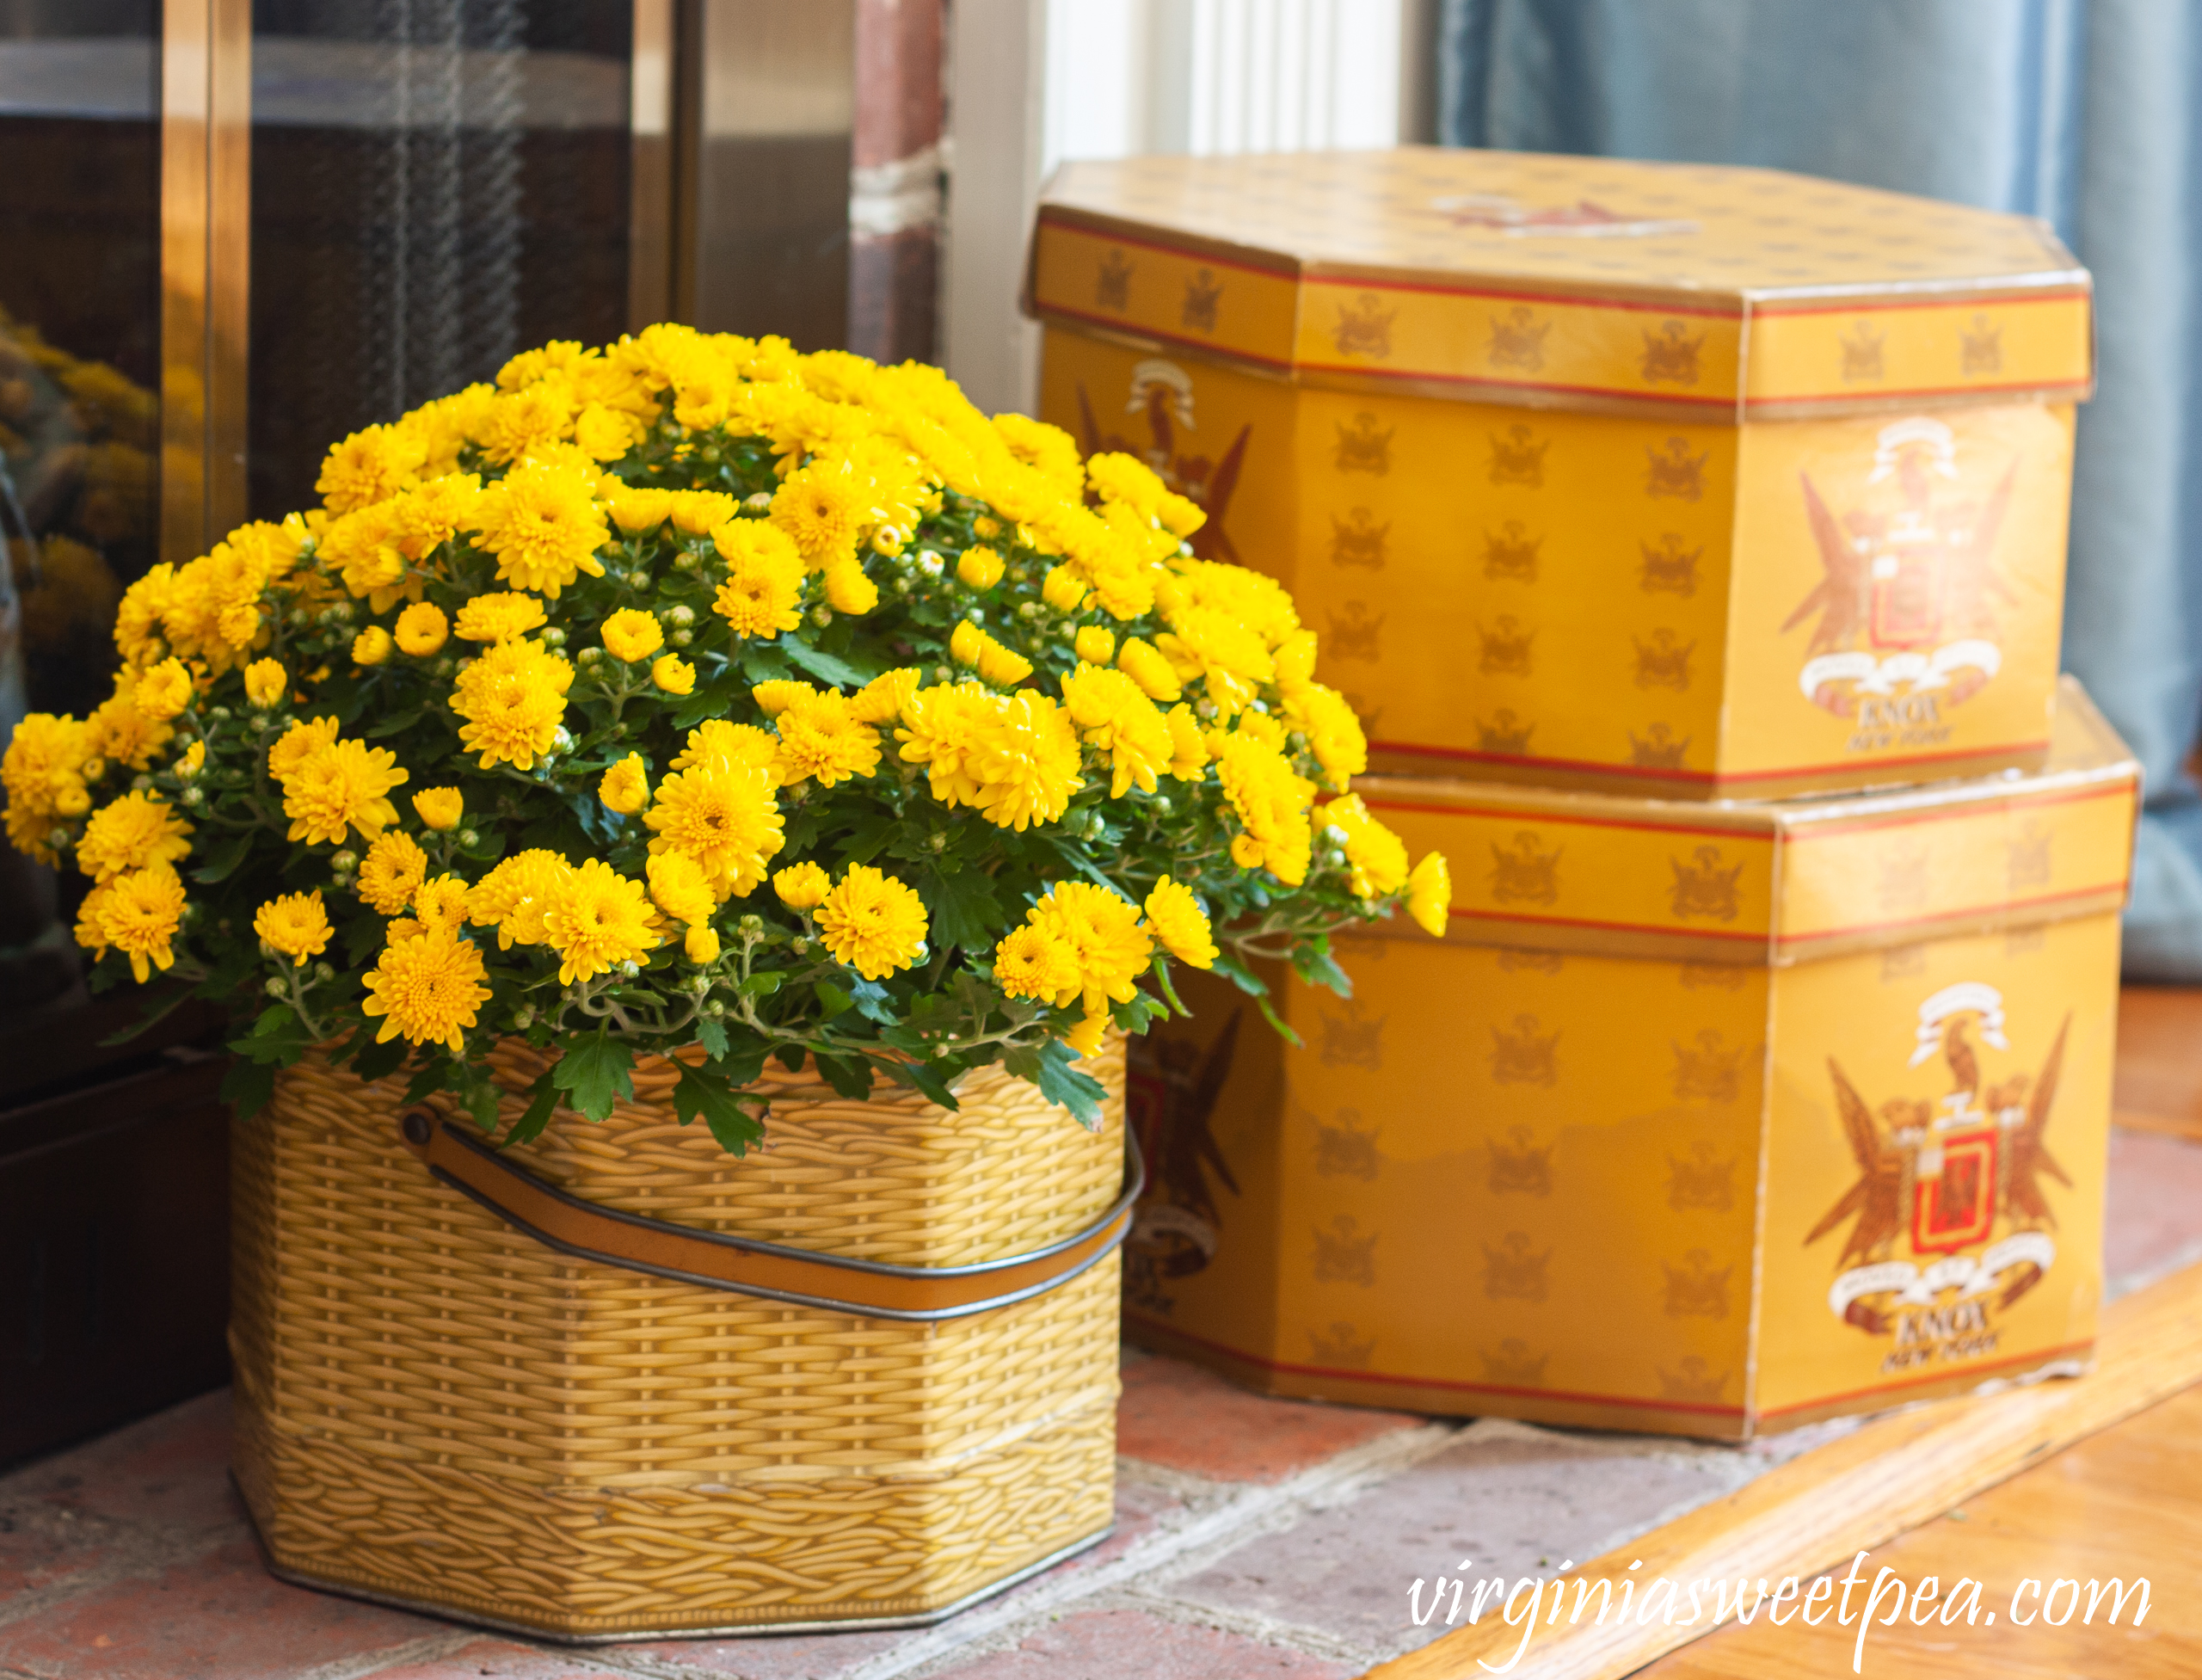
left=0, top=2, right=163, bottom=1017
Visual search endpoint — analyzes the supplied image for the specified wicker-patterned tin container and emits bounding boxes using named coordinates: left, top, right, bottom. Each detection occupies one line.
left=230, top=1036, right=1129, bottom=1642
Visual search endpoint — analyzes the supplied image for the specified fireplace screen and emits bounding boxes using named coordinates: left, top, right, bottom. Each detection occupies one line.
left=248, top=2, right=636, bottom=517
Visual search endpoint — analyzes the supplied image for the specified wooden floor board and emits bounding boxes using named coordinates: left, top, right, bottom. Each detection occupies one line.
left=1641, top=1386, right=2202, bottom=1677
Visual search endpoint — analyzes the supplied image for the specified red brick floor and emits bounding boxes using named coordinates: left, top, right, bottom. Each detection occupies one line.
left=6, top=1123, right=2202, bottom=1679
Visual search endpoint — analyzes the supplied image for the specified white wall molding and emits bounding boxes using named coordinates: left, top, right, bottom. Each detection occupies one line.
left=943, top=0, right=1431, bottom=414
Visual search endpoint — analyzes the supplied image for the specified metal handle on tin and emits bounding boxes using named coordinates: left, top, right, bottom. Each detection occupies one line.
left=397, top=1109, right=1142, bottom=1322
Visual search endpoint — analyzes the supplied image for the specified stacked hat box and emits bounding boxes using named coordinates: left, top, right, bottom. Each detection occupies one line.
left=1028, top=149, right=2132, bottom=1437
left=1030, top=148, right=2092, bottom=800
left=1122, top=680, right=2131, bottom=1437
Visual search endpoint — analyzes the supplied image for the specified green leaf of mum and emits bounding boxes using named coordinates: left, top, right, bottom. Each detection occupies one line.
left=811, top=1050, right=873, bottom=1101
left=671, top=668, right=747, bottom=730
left=502, top=1072, right=562, bottom=1148
left=880, top=1054, right=962, bottom=1112
left=1002, top=1038, right=1106, bottom=1129
left=219, top=1055, right=279, bottom=1118
left=916, top=866, right=1005, bottom=954
left=550, top=1031, right=635, bottom=1122
left=673, top=1063, right=765, bottom=1156
left=778, top=636, right=878, bottom=688
left=193, top=833, right=253, bottom=886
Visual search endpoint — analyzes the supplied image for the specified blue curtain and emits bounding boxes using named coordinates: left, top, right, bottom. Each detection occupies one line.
left=1441, top=0, right=2202, bottom=982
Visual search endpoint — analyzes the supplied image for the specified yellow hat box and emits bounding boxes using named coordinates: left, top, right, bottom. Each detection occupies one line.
left=1124, top=678, right=2135, bottom=1438
left=1030, top=148, right=2094, bottom=800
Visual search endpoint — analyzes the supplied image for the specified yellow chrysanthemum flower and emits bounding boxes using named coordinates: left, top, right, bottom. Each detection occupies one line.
left=1028, top=880, right=1153, bottom=1020
left=600, top=608, right=664, bottom=662
left=1083, top=452, right=1171, bottom=520
left=1060, top=663, right=1172, bottom=798
left=646, top=851, right=717, bottom=926
left=651, top=653, right=696, bottom=694
left=1073, top=625, right=1116, bottom=666
left=770, top=460, right=867, bottom=570
left=91, top=861, right=188, bottom=982
left=967, top=692, right=1083, bottom=832
left=1314, top=793, right=1410, bottom=899
left=394, top=601, right=449, bottom=656
left=670, top=489, right=739, bottom=535
left=893, top=680, right=991, bottom=808
left=643, top=759, right=784, bottom=901
left=387, top=471, right=483, bottom=561
left=573, top=401, right=644, bottom=462
left=1407, top=852, right=1452, bottom=938
left=255, top=890, right=332, bottom=967
left=1142, top=878, right=1217, bottom=969
left=1163, top=704, right=1209, bottom=782
left=1273, top=628, right=1318, bottom=689
left=280, top=737, right=409, bottom=846
left=772, top=860, right=830, bottom=911
left=317, top=422, right=426, bottom=513
left=949, top=618, right=1035, bottom=686
left=772, top=690, right=880, bottom=788
left=414, top=873, right=472, bottom=932
left=822, top=557, right=877, bottom=614
left=1060, top=1007, right=1111, bottom=1058
left=992, top=414, right=1084, bottom=491
left=1115, top=637, right=1182, bottom=703
left=175, top=740, right=206, bottom=779
left=850, top=667, right=921, bottom=724
left=711, top=520, right=806, bottom=638
left=268, top=716, right=341, bottom=781
left=600, top=753, right=649, bottom=815
left=453, top=591, right=548, bottom=643
left=474, top=461, right=609, bottom=597
left=1042, top=566, right=1088, bottom=611
left=412, top=786, right=464, bottom=830
left=815, top=864, right=927, bottom=980
left=243, top=657, right=289, bottom=707
left=671, top=719, right=778, bottom=774
left=477, top=378, right=575, bottom=465
left=84, top=673, right=169, bottom=773
left=542, top=857, right=660, bottom=984
left=1155, top=605, right=1274, bottom=717
left=113, top=564, right=175, bottom=668
left=76, top=791, right=193, bottom=883
left=685, top=924, right=722, bottom=963
left=1209, top=729, right=1313, bottom=887
left=993, top=923, right=1079, bottom=1000
left=1236, top=710, right=1287, bottom=751
left=357, top=829, right=429, bottom=914
left=956, top=545, right=1004, bottom=589
left=607, top=486, right=674, bottom=532
left=466, top=850, right=573, bottom=949
left=133, top=657, right=194, bottom=721
left=352, top=626, right=393, bottom=667
left=449, top=637, right=574, bottom=770
left=751, top=680, right=813, bottom=717
left=360, top=926, right=491, bottom=1052
left=1281, top=681, right=1368, bottom=791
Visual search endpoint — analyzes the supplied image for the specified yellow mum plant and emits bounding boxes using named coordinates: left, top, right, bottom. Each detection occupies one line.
left=1, top=330, right=1449, bottom=1146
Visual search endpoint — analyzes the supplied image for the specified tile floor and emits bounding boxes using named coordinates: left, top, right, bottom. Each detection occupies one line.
left=4, top=1130, right=2201, bottom=1679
